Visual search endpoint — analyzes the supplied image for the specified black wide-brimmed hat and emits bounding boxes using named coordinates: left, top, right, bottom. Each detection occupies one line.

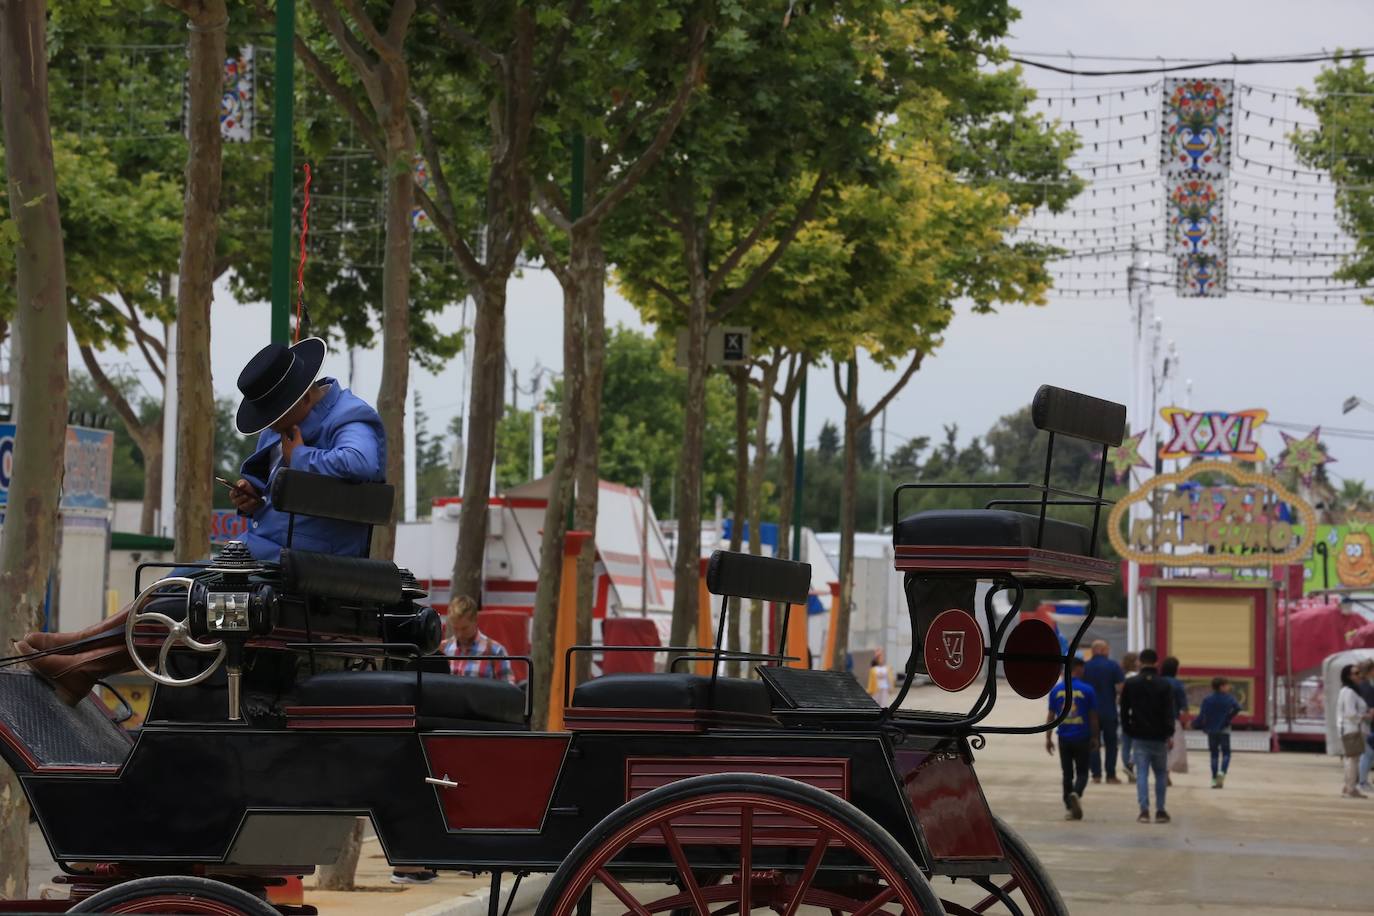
left=235, top=337, right=328, bottom=434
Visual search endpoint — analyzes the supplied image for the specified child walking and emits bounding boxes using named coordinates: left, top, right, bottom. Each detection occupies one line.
left=1195, top=676, right=1242, bottom=788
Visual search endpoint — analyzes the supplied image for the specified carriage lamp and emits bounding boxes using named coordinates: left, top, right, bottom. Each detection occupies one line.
left=187, top=581, right=279, bottom=721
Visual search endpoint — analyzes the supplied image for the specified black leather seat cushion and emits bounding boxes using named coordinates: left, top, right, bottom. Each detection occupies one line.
left=895, top=509, right=1091, bottom=556
left=280, top=549, right=403, bottom=605
left=571, top=673, right=772, bottom=717
left=298, top=671, right=526, bottom=727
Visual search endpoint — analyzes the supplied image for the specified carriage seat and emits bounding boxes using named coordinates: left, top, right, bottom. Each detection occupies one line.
left=297, top=671, right=526, bottom=729
left=895, top=509, right=1091, bottom=556
left=571, top=673, right=772, bottom=718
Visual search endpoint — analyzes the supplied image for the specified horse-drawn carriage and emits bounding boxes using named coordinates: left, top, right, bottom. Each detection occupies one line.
left=0, top=385, right=1124, bottom=915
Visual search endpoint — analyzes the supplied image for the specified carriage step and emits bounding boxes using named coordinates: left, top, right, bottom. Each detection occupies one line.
left=758, top=667, right=881, bottom=711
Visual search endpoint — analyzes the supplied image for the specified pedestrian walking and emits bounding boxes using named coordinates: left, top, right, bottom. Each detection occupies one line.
left=1337, top=663, right=1371, bottom=798
left=1083, top=639, right=1125, bottom=784
left=1161, top=655, right=1189, bottom=779
left=1046, top=657, right=1100, bottom=820
left=1355, top=659, right=1374, bottom=792
left=1121, top=648, right=1176, bottom=824
left=1194, top=676, right=1242, bottom=788
left=1121, top=651, right=1139, bottom=779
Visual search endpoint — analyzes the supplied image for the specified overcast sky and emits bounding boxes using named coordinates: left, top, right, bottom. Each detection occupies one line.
left=72, top=0, right=1374, bottom=492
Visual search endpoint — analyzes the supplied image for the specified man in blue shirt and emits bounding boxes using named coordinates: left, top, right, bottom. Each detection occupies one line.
left=228, top=337, right=385, bottom=561
left=1083, top=638, right=1125, bottom=783
left=19, top=338, right=385, bottom=704
left=1046, top=656, right=1100, bottom=820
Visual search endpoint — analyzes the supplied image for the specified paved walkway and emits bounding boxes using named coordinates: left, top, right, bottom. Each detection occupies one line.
left=906, top=682, right=1372, bottom=914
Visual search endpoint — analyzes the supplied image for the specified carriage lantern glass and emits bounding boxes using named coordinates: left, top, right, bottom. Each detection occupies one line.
left=206, top=592, right=253, bottom=633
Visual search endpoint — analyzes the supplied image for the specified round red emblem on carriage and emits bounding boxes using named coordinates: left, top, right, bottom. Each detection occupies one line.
left=923, top=608, right=984, bottom=692
left=1002, top=617, right=1063, bottom=699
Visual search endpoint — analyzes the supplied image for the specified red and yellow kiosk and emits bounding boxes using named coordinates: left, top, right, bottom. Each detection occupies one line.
left=1110, top=453, right=1316, bottom=733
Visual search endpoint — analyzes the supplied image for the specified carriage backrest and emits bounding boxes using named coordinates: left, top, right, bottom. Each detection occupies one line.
left=706, top=550, right=810, bottom=606
left=1030, top=384, right=1127, bottom=447
left=270, top=468, right=395, bottom=526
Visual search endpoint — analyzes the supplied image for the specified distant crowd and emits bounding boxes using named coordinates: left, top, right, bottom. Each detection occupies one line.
left=1047, top=640, right=1241, bottom=824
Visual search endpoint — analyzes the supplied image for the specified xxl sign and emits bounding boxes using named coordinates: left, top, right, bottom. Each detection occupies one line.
left=1108, top=461, right=1315, bottom=567
left=1158, top=407, right=1267, bottom=461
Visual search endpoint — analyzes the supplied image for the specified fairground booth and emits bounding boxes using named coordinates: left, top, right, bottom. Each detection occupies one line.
left=1109, top=405, right=1373, bottom=750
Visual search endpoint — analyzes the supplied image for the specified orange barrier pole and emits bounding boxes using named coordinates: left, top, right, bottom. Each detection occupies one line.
left=696, top=557, right=714, bottom=675
left=547, top=530, right=592, bottom=732
left=822, top=581, right=841, bottom=671
left=786, top=596, right=811, bottom=669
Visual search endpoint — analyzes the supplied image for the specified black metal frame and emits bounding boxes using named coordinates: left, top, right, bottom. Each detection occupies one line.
left=884, top=393, right=1117, bottom=739
left=562, top=644, right=794, bottom=709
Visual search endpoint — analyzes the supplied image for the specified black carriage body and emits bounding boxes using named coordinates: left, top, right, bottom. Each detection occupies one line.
left=3, top=686, right=1006, bottom=879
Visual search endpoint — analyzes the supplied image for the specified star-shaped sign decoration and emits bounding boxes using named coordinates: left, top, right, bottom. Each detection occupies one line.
left=1275, top=427, right=1334, bottom=485
left=1107, top=429, right=1152, bottom=483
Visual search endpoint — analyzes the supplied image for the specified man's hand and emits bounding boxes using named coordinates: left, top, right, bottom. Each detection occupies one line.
left=1166, top=738, right=1174, bottom=751
left=281, top=425, right=305, bottom=465
left=1090, top=737, right=1100, bottom=753
left=229, top=479, right=263, bottom=514
left=1045, top=737, right=1055, bottom=756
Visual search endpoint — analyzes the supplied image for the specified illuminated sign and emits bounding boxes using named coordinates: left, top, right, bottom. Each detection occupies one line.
left=1158, top=407, right=1267, bottom=461
left=1108, top=461, right=1315, bottom=567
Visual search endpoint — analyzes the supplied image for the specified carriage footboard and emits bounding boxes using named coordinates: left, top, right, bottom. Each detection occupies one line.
left=0, top=669, right=133, bottom=773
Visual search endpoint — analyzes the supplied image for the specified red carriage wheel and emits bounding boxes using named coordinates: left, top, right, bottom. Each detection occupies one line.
left=67, top=875, right=279, bottom=915
left=535, top=773, right=943, bottom=916
left=937, top=818, right=1067, bottom=916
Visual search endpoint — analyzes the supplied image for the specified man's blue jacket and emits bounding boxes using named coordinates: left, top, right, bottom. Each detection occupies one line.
left=238, top=379, right=386, bottom=562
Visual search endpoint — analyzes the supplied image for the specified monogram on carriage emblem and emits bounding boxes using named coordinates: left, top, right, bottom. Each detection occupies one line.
left=941, top=630, right=966, bottom=669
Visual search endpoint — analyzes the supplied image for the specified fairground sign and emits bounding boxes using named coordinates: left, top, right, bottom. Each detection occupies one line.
left=1108, top=461, right=1316, bottom=567
left=1158, top=407, right=1267, bottom=461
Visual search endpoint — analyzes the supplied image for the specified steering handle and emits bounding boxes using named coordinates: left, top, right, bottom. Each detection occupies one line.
left=126, top=576, right=226, bottom=688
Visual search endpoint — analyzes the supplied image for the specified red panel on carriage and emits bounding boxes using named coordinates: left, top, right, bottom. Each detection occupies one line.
left=421, top=734, right=569, bottom=831
left=895, top=748, right=1004, bottom=863
left=623, top=757, right=849, bottom=846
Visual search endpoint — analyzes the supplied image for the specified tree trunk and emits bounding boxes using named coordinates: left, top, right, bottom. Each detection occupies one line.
left=315, top=817, right=364, bottom=891
left=726, top=367, right=749, bottom=676
left=667, top=229, right=710, bottom=662
left=747, top=359, right=777, bottom=657
left=0, top=0, right=69, bottom=896
left=451, top=276, right=507, bottom=606
left=572, top=233, right=606, bottom=683
left=172, top=0, right=227, bottom=562
left=528, top=257, right=585, bottom=729
left=370, top=119, right=416, bottom=561
left=141, top=434, right=163, bottom=536
left=832, top=359, right=860, bottom=671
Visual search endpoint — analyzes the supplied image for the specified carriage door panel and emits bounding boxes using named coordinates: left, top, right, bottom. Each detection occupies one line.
left=896, top=747, right=1005, bottom=867
left=421, top=735, right=570, bottom=832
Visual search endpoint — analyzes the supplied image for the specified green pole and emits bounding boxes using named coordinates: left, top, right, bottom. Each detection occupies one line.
left=269, top=0, right=297, bottom=345
left=570, top=133, right=585, bottom=220
left=790, top=364, right=807, bottom=559
left=566, top=133, right=584, bottom=532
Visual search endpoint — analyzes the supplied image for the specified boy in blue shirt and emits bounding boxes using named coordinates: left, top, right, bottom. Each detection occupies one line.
left=1046, top=656, right=1101, bottom=820
left=1194, top=676, right=1242, bottom=788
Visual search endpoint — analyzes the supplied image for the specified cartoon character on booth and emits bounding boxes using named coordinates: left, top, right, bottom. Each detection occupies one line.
left=1337, top=530, right=1374, bottom=588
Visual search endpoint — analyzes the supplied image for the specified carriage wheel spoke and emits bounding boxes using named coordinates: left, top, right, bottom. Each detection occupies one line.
left=659, top=819, right=709, bottom=915
left=781, top=830, right=831, bottom=916
left=739, top=805, right=752, bottom=915
left=594, top=867, right=652, bottom=916
left=849, top=885, right=897, bottom=916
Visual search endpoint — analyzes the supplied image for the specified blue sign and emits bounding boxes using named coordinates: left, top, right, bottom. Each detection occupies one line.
left=0, top=423, right=114, bottom=511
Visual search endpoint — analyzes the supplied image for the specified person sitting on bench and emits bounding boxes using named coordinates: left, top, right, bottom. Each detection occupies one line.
left=15, top=337, right=386, bottom=704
